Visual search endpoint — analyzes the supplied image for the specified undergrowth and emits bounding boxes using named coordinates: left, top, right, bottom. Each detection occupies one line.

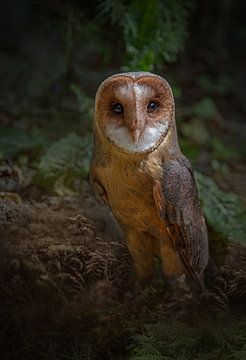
left=32, top=128, right=245, bottom=245
left=35, top=132, right=93, bottom=194
left=129, top=317, right=246, bottom=360
left=195, top=172, right=246, bottom=246
left=99, top=0, right=192, bottom=71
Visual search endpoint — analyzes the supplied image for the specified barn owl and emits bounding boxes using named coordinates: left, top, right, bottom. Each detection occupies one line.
left=90, top=72, right=209, bottom=290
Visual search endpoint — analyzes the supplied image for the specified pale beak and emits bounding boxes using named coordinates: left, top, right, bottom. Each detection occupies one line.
left=130, top=129, right=141, bottom=144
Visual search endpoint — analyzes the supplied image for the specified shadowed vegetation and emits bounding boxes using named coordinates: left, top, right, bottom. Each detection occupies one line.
left=0, top=1, right=245, bottom=359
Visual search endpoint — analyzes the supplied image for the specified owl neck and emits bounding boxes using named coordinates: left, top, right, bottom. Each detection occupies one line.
left=159, top=117, right=182, bottom=160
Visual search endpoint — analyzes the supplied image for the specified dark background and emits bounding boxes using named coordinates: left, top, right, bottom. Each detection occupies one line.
left=0, top=1, right=246, bottom=359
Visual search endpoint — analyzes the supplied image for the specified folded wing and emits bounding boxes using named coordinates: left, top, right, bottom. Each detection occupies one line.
left=153, top=157, right=209, bottom=288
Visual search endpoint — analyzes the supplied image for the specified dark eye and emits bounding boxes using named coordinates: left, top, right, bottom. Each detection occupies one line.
left=112, top=102, right=124, bottom=114
left=147, top=101, right=158, bottom=113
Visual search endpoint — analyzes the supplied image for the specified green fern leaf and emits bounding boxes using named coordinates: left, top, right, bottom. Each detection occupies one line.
left=35, top=132, right=92, bottom=190
left=98, top=0, right=192, bottom=71
left=129, top=318, right=246, bottom=360
left=0, top=126, right=47, bottom=159
left=195, top=172, right=246, bottom=245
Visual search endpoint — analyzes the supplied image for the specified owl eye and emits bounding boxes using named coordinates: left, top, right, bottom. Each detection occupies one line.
left=112, top=102, right=124, bottom=114
left=147, top=101, right=158, bottom=113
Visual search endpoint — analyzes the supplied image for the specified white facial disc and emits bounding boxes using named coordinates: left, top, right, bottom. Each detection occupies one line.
left=105, top=121, right=169, bottom=153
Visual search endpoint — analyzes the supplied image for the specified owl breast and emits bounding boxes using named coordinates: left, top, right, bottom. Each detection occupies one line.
left=94, top=153, right=165, bottom=237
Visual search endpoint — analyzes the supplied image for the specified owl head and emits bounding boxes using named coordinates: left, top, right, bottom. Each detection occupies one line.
left=94, top=72, right=176, bottom=154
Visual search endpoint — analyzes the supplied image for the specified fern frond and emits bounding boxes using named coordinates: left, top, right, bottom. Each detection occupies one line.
left=98, top=0, right=192, bottom=71
left=70, top=83, right=94, bottom=120
left=0, top=126, right=47, bottom=159
left=35, top=132, right=92, bottom=190
left=129, top=318, right=246, bottom=360
left=195, top=172, right=246, bottom=245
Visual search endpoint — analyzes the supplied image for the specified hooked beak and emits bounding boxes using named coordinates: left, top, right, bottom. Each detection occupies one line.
left=129, top=128, right=141, bottom=144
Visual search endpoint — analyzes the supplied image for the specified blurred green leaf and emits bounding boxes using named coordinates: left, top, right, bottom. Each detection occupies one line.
left=35, top=132, right=93, bottom=191
left=193, top=97, right=217, bottom=120
left=172, top=85, right=182, bottom=99
left=198, top=74, right=215, bottom=93
left=198, top=74, right=231, bottom=95
left=17, top=155, right=29, bottom=167
left=180, top=118, right=210, bottom=145
left=99, top=0, right=192, bottom=71
left=179, top=138, right=200, bottom=161
left=70, top=83, right=94, bottom=120
left=0, top=126, right=47, bottom=159
left=195, top=172, right=246, bottom=245
left=211, top=138, right=241, bottom=161
left=211, top=159, right=229, bottom=175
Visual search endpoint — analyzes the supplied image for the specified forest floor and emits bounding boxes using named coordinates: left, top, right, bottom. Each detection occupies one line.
left=0, top=172, right=246, bottom=359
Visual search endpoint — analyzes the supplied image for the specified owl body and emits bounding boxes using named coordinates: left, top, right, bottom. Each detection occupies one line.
left=91, top=72, right=208, bottom=288
left=93, top=135, right=161, bottom=233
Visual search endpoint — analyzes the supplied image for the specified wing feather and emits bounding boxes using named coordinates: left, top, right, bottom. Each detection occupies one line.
left=153, top=157, right=209, bottom=288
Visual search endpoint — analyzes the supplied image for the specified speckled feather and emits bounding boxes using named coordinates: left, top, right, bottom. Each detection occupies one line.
left=154, top=156, right=209, bottom=287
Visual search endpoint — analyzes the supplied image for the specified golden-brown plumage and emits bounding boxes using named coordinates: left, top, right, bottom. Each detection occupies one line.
left=91, top=72, right=208, bottom=289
